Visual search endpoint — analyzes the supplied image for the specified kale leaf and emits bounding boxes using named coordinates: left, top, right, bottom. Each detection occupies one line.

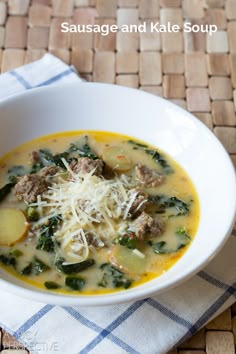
left=65, top=276, right=85, bottom=291
left=114, top=231, right=137, bottom=250
left=175, top=227, right=191, bottom=249
left=36, top=235, right=55, bottom=253
left=8, top=165, right=27, bottom=177
left=127, top=140, right=148, bottom=148
left=152, top=241, right=172, bottom=254
left=127, top=140, right=173, bottom=174
left=44, top=281, right=61, bottom=290
left=38, top=149, right=72, bottom=169
left=0, top=254, right=16, bottom=268
left=145, top=149, right=173, bottom=174
left=0, top=182, right=16, bottom=202
left=29, top=149, right=68, bottom=173
left=10, top=249, right=23, bottom=257
left=151, top=227, right=191, bottom=254
left=36, top=215, right=62, bottom=253
left=55, top=258, right=95, bottom=274
left=20, top=257, right=50, bottom=276
left=30, top=136, right=98, bottom=173
left=34, top=257, right=50, bottom=275
left=68, top=136, right=98, bottom=160
left=21, top=262, right=33, bottom=275
left=150, top=195, right=189, bottom=217
left=98, top=263, right=132, bottom=289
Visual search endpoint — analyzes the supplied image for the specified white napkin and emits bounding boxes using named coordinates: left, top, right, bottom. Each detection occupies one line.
left=0, top=54, right=235, bottom=354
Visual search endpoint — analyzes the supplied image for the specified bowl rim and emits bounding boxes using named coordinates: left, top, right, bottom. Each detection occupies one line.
left=0, top=82, right=235, bottom=306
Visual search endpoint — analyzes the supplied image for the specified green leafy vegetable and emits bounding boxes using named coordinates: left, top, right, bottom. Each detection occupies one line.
left=65, top=276, right=85, bottom=291
left=66, top=143, right=80, bottom=154
left=21, top=262, right=33, bottom=275
left=20, top=257, right=50, bottom=276
left=152, top=241, right=171, bottom=254
left=39, top=215, right=62, bottom=237
left=44, top=281, right=61, bottom=290
left=38, top=149, right=56, bottom=166
left=34, top=257, right=50, bottom=275
left=69, top=136, right=98, bottom=160
left=98, top=263, right=132, bottom=289
left=29, top=149, right=54, bottom=173
left=10, top=249, right=23, bottom=257
left=127, top=140, right=148, bottom=148
left=0, top=181, right=16, bottom=202
left=29, top=136, right=98, bottom=174
left=29, top=149, right=66, bottom=173
left=114, top=231, right=137, bottom=250
left=150, top=195, right=189, bottom=217
left=3, top=168, right=25, bottom=200
left=36, top=235, right=55, bottom=253
left=8, top=165, right=27, bottom=177
left=30, top=162, right=44, bottom=174
left=176, top=227, right=191, bottom=248
left=145, top=149, right=173, bottom=174
left=127, top=140, right=173, bottom=174
left=55, top=258, right=95, bottom=274
left=38, top=149, right=71, bottom=169
left=0, top=254, right=16, bottom=268
left=8, top=175, right=18, bottom=184
left=36, top=215, right=62, bottom=253
left=52, top=152, right=71, bottom=168
left=152, top=227, right=191, bottom=254
left=42, top=136, right=98, bottom=166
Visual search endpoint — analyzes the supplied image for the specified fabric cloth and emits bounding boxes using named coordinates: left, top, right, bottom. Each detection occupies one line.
left=0, top=54, right=81, bottom=101
left=0, top=54, right=235, bottom=354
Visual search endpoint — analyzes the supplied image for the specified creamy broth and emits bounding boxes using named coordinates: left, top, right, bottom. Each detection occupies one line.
left=0, top=131, right=199, bottom=294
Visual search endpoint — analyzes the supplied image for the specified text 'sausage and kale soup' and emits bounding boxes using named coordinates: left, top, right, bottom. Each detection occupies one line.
left=0, top=131, right=199, bottom=294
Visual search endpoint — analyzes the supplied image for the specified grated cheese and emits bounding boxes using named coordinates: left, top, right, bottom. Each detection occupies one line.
left=31, top=162, right=146, bottom=263
left=132, top=249, right=145, bottom=258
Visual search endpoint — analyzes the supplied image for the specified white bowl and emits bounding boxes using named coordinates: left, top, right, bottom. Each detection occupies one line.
left=0, top=83, right=235, bottom=306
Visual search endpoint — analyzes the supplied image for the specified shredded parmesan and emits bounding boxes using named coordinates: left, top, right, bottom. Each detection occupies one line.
left=132, top=249, right=145, bottom=258
left=30, top=162, right=145, bottom=263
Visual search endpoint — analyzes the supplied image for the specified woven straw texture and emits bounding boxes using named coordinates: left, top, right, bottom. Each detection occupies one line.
left=0, top=0, right=235, bottom=353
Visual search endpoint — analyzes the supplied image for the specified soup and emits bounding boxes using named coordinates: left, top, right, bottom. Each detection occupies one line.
left=0, top=131, right=199, bottom=294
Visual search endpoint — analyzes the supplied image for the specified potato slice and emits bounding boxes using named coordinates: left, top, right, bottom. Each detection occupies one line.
left=0, top=208, right=29, bottom=246
left=102, top=146, right=133, bottom=171
left=110, top=245, right=147, bottom=275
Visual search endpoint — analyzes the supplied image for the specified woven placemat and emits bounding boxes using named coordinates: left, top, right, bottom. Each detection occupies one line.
left=0, top=0, right=235, bottom=353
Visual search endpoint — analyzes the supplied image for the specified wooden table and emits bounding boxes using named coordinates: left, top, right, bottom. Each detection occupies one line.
left=0, top=0, right=235, bottom=353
